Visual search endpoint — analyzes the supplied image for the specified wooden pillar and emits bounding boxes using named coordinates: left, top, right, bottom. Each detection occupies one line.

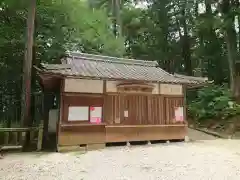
left=120, top=93, right=124, bottom=124
left=102, top=80, right=107, bottom=123
left=183, top=85, right=188, bottom=125
left=147, top=96, right=152, bottom=124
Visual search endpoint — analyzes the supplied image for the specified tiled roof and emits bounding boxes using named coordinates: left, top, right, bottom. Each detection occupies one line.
left=39, top=52, right=209, bottom=85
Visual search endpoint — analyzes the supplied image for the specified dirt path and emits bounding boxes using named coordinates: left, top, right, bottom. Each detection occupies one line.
left=187, top=128, right=217, bottom=140
left=1, top=140, right=240, bottom=180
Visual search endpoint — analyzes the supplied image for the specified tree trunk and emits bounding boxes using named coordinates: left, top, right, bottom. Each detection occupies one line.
left=225, top=32, right=236, bottom=93
left=181, top=2, right=192, bottom=76
left=112, top=0, right=121, bottom=37
left=30, top=45, right=38, bottom=126
left=21, top=0, right=36, bottom=127
left=221, top=0, right=238, bottom=95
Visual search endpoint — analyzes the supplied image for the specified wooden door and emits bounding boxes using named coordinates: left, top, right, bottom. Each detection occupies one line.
left=122, top=95, right=148, bottom=125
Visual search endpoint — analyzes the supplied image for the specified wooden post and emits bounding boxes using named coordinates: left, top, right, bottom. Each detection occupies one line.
left=21, top=0, right=36, bottom=127
left=183, top=85, right=188, bottom=125
left=37, top=122, right=44, bottom=151
left=21, top=131, right=27, bottom=145
left=4, top=132, right=9, bottom=145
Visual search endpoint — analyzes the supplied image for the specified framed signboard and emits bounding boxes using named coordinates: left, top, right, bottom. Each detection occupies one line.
left=68, top=106, right=89, bottom=121
left=90, top=106, right=102, bottom=124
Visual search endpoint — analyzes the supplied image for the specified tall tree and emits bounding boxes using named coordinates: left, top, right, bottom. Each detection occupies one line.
left=21, top=0, right=36, bottom=127
left=0, top=0, right=125, bottom=126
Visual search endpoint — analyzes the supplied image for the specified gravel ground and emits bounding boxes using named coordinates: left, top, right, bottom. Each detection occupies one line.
left=1, top=140, right=240, bottom=180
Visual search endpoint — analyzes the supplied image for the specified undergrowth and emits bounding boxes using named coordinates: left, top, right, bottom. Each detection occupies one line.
left=188, top=85, right=240, bottom=122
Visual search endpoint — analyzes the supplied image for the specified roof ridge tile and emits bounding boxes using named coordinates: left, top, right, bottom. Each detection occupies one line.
left=68, top=52, right=158, bottom=67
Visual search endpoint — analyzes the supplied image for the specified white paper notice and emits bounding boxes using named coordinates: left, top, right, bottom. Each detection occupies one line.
left=90, top=107, right=102, bottom=124
left=68, top=106, right=89, bottom=121
left=124, top=110, right=128, bottom=118
left=175, top=107, right=184, bottom=122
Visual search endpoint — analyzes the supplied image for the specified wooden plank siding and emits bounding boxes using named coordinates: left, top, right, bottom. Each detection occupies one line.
left=165, top=97, right=184, bottom=124
left=104, top=94, right=184, bottom=125
left=58, top=92, right=186, bottom=148
left=104, top=94, right=120, bottom=124
left=123, top=95, right=148, bottom=125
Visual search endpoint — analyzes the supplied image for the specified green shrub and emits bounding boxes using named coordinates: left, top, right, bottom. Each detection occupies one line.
left=188, top=85, right=240, bottom=121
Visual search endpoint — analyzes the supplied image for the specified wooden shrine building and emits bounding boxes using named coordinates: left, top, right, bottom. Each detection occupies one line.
left=36, top=52, right=208, bottom=151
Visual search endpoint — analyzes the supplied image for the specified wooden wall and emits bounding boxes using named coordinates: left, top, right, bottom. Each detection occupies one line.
left=104, top=94, right=184, bottom=125
left=58, top=94, right=105, bottom=146
left=61, top=94, right=103, bottom=124
left=63, top=79, right=183, bottom=96
left=58, top=93, right=184, bottom=132
left=61, top=78, right=185, bottom=126
left=58, top=93, right=185, bottom=146
left=57, top=79, right=186, bottom=147
left=64, top=79, right=103, bottom=93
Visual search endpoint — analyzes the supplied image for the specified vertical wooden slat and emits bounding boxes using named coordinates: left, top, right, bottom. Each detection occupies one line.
left=21, top=131, right=26, bottom=145
left=152, top=96, right=155, bottom=124
left=105, top=94, right=123, bottom=125
left=102, top=80, right=106, bottom=123
left=143, top=96, right=147, bottom=125
left=183, top=85, right=187, bottom=124
left=123, top=95, right=127, bottom=124
left=139, top=96, right=141, bottom=125
left=145, top=96, right=148, bottom=125
left=158, top=96, right=161, bottom=124
left=127, top=95, right=131, bottom=125
left=135, top=95, right=138, bottom=125
left=136, top=96, right=139, bottom=124
left=4, top=132, right=9, bottom=145
left=118, top=95, right=121, bottom=123
left=141, top=96, right=143, bottom=124
left=157, top=97, right=159, bottom=124
left=166, top=98, right=170, bottom=124
left=37, top=123, right=43, bottom=151
left=18, top=131, right=22, bottom=145
left=126, top=95, right=130, bottom=125
left=104, top=95, right=108, bottom=123
left=30, top=130, right=35, bottom=141
left=161, top=96, right=166, bottom=125
left=12, top=131, right=18, bottom=145
left=138, top=95, right=141, bottom=124
left=110, top=95, right=114, bottom=124
left=120, top=94, right=124, bottom=124
left=103, top=95, right=107, bottom=123
left=153, top=96, right=155, bottom=124
left=163, top=96, right=184, bottom=125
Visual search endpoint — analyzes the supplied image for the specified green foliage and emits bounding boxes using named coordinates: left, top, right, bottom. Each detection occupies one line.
left=188, top=85, right=240, bottom=120
left=0, top=0, right=125, bottom=124
left=2, top=0, right=240, bottom=124
left=36, top=0, right=125, bottom=61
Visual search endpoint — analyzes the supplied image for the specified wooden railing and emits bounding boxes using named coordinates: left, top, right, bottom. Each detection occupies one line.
left=0, top=123, right=43, bottom=151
